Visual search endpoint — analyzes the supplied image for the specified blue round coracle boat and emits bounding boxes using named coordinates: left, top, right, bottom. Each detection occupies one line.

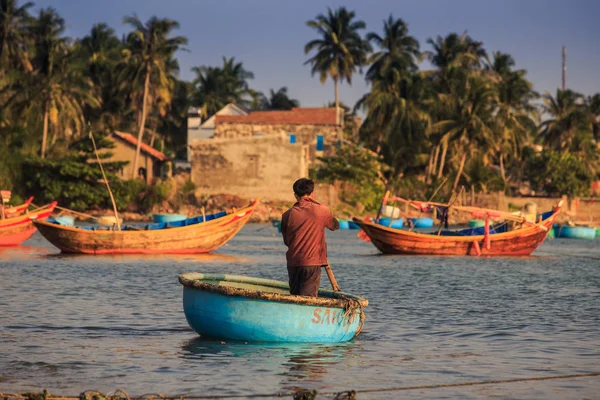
left=377, top=217, right=404, bottom=229
left=553, top=225, right=596, bottom=240
left=338, top=219, right=350, bottom=229
left=347, top=221, right=360, bottom=230
left=410, top=217, right=434, bottom=228
left=179, top=272, right=368, bottom=343
left=152, top=213, right=187, bottom=223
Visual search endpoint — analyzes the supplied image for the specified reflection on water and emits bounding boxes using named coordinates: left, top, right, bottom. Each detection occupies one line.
left=39, top=251, right=248, bottom=264
left=180, top=336, right=360, bottom=392
left=0, top=226, right=599, bottom=399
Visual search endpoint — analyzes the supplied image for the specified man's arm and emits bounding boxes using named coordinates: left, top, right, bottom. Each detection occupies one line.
left=281, top=212, right=289, bottom=246
left=325, top=209, right=340, bottom=231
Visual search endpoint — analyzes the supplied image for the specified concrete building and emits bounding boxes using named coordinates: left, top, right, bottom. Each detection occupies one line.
left=104, top=131, right=170, bottom=183
left=190, top=133, right=309, bottom=201
left=188, top=107, right=346, bottom=201
left=213, top=107, right=342, bottom=162
left=186, top=103, right=247, bottom=161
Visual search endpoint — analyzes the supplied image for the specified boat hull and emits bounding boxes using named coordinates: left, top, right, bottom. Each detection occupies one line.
left=180, top=273, right=367, bottom=343
left=554, top=225, right=596, bottom=240
left=353, top=208, right=560, bottom=256
left=0, top=202, right=57, bottom=246
left=34, top=202, right=258, bottom=254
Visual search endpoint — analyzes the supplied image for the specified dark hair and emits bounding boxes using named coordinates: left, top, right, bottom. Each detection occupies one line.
left=293, top=178, right=314, bottom=197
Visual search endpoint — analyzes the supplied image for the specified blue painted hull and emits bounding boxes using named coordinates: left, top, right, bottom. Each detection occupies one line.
left=153, top=213, right=187, bottom=223
left=377, top=218, right=404, bottom=229
left=338, top=219, right=350, bottom=229
left=411, top=217, right=434, bottom=228
left=554, top=225, right=596, bottom=240
left=179, top=273, right=367, bottom=343
left=52, top=216, right=75, bottom=226
left=347, top=221, right=360, bottom=230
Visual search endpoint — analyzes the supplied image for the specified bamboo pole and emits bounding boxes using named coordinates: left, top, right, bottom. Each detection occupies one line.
left=89, top=131, right=121, bottom=231
left=323, top=265, right=340, bottom=292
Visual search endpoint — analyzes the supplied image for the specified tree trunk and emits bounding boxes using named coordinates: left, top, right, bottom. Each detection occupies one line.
left=499, top=153, right=507, bottom=187
left=41, top=102, right=49, bottom=159
left=131, top=64, right=151, bottom=180
left=431, top=145, right=440, bottom=181
left=426, top=147, right=435, bottom=184
left=437, top=143, right=447, bottom=179
left=452, top=152, right=467, bottom=192
left=334, top=77, right=339, bottom=126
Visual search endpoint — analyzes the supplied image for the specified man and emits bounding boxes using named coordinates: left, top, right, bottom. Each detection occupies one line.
left=281, top=178, right=339, bottom=297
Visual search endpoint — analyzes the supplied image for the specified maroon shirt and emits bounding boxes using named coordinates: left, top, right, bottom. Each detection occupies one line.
left=281, top=197, right=339, bottom=267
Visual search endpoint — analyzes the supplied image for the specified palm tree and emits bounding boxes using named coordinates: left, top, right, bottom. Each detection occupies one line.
left=486, top=52, right=537, bottom=186
left=0, top=0, right=33, bottom=77
left=357, top=69, right=432, bottom=180
left=5, top=8, right=100, bottom=158
left=430, top=73, right=497, bottom=191
left=121, top=15, right=187, bottom=179
left=539, top=89, right=589, bottom=151
left=265, top=87, right=299, bottom=110
left=426, top=32, right=487, bottom=71
left=304, top=7, right=371, bottom=125
left=191, top=57, right=254, bottom=118
left=77, top=23, right=124, bottom=131
left=585, top=93, right=600, bottom=142
left=365, top=14, right=419, bottom=82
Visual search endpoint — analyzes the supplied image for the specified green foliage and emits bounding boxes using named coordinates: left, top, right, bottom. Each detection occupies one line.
left=311, top=145, right=385, bottom=210
left=20, top=134, right=127, bottom=211
left=462, top=158, right=505, bottom=193
left=525, top=150, right=593, bottom=197
left=137, top=181, right=171, bottom=213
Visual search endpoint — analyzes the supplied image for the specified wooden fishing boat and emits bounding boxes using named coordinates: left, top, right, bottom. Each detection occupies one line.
left=354, top=202, right=563, bottom=256
left=33, top=200, right=259, bottom=254
left=553, top=225, right=596, bottom=240
left=0, top=202, right=57, bottom=246
left=179, top=272, right=367, bottom=343
left=1, top=196, right=34, bottom=218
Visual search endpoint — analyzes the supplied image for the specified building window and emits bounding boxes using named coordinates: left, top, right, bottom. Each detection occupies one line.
left=316, top=135, right=324, bottom=151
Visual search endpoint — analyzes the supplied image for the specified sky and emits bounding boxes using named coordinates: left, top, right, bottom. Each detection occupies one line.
left=34, top=0, right=600, bottom=110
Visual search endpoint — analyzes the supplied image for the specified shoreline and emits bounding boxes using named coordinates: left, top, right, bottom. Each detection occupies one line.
left=76, top=193, right=600, bottom=227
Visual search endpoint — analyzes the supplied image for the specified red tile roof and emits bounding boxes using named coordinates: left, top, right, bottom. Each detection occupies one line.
left=215, top=107, right=338, bottom=126
left=112, top=131, right=169, bottom=161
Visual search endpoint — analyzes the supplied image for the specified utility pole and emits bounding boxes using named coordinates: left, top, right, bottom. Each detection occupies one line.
left=562, top=45, right=566, bottom=90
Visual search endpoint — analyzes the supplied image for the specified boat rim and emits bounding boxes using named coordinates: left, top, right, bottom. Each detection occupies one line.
left=32, top=200, right=258, bottom=234
left=178, top=272, right=368, bottom=309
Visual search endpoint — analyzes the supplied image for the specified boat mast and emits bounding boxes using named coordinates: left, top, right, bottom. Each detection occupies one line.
left=89, top=130, right=121, bottom=231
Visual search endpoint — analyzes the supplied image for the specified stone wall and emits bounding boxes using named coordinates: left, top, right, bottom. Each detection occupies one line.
left=213, top=122, right=341, bottom=161
left=190, top=133, right=311, bottom=202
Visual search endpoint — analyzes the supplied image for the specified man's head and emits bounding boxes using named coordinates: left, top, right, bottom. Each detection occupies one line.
left=293, top=178, right=314, bottom=200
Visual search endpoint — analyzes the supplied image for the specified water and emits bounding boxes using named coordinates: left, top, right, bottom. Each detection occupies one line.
left=1, top=226, right=599, bottom=399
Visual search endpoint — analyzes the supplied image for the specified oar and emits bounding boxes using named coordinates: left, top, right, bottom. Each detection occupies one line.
left=323, top=264, right=340, bottom=292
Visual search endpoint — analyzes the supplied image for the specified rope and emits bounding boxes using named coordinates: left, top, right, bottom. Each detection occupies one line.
left=1, top=372, right=598, bottom=400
